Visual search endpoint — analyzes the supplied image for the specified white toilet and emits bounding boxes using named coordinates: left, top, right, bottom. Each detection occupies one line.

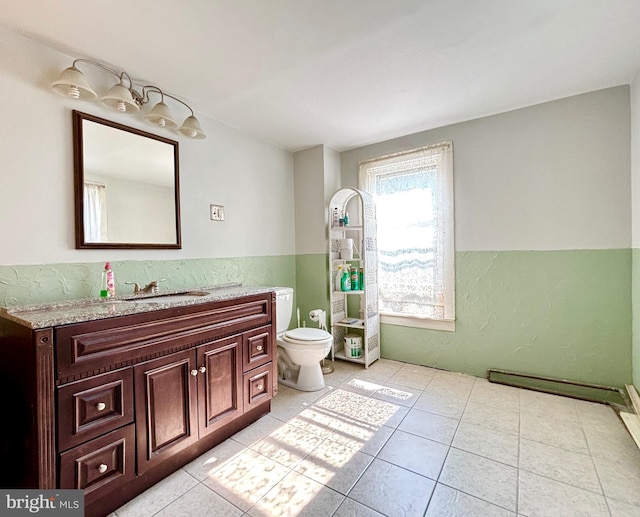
left=274, top=287, right=333, bottom=392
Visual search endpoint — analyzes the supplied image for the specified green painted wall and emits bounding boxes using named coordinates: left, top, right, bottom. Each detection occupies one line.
left=0, top=250, right=632, bottom=388
left=294, top=254, right=330, bottom=329
left=0, top=255, right=296, bottom=307
left=633, top=249, right=640, bottom=388
left=382, top=249, right=632, bottom=387
left=294, top=249, right=632, bottom=387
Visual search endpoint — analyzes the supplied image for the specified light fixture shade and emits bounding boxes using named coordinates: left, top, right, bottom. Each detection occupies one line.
left=101, top=83, right=140, bottom=113
left=51, top=66, right=97, bottom=100
left=178, top=115, right=206, bottom=139
left=144, top=101, right=178, bottom=129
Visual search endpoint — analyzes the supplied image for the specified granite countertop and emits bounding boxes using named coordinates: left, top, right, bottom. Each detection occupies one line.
left=0, top=283, right=279, bottom=330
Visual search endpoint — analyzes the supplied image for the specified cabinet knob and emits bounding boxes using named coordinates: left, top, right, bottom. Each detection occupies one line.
left=256, top=384, right=264, bottom=391
left=256, top=345, right=263, bottom=352
left=191, top=369, right=198, bottom=376
left=95, top=402, right=106, bottom=411
left=199, top=366, right=206, bottom=373
left=97, top=464, right=108, bottom=474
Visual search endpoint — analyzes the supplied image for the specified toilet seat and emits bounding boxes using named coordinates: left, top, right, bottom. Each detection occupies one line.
left=282, top=327, right=331, bottom=345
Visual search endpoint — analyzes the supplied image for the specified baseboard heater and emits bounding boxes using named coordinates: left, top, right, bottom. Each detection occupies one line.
left=487, top=368, right=630, bottom=410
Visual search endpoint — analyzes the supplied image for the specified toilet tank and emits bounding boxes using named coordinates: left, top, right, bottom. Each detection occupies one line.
left=273, top=287, right=293, bottom=333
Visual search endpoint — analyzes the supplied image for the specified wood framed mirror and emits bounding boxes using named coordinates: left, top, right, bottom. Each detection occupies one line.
left=73, top=110, right=181, bottom=249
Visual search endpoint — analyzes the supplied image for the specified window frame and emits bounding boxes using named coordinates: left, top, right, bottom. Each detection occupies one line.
left=359, top=141, right=455, bottom=332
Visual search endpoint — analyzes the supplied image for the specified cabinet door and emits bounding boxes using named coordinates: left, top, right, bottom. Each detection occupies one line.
left=196, top=336, right=243, bottom=437
left=134, top=349, right=198, bottom=474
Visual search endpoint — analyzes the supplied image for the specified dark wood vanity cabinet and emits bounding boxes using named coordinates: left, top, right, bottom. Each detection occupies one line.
left=0, top=291, right=276, bottom=517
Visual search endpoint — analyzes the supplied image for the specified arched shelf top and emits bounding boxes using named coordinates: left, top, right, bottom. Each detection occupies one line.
left=329, top=187, right=374, bottom=212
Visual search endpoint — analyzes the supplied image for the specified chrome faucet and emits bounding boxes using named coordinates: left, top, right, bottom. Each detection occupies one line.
left=125, top=279, right=166, bottom=294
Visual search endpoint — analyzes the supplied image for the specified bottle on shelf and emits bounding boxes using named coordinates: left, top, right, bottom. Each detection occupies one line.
left=350, top=266, right=359, bottom=291
left=332, top=207, right=340, bottom=228
left=340, top=267, right=351, bottom=291
left=343, top=211, right=349, bottom=226
left=335, top=264, right=344, bottom=291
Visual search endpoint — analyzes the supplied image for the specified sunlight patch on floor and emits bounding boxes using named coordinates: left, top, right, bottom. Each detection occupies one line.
left=196, top=386, right=405, bottom=513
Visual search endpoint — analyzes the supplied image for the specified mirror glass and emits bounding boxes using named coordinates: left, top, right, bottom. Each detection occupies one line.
left=73, top=110, right=181, bottom=249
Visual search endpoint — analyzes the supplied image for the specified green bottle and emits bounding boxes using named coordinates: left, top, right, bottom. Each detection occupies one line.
left=340, top=269, right=351, bottom=291
left=350, top=267, right=359, bottom=290
left=99, top=264, right=109, bottom=298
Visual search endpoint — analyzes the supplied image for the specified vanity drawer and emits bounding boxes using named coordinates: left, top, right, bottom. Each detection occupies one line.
left=58, top=368, right=134, bottom=451
left=243, top=326, right=273, bottom=372
left=59, top=424, right=135, bottom=506
left=243, top=362, right=273, bottom=412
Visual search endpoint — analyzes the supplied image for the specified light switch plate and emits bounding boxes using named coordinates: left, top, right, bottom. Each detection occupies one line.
left=210, top=204, right=225, bottom=221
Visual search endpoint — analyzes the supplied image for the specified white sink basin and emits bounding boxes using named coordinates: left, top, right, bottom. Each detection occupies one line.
left=127, top=291, right=211, bottom=304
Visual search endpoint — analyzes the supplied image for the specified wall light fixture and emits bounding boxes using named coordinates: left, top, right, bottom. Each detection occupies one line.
left=51, top=58, right=206, bottom=139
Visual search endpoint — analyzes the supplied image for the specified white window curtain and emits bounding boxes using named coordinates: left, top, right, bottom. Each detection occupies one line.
left=359, top=142, right=454, bottom=322
left=83, top=182, right=108, bottom=242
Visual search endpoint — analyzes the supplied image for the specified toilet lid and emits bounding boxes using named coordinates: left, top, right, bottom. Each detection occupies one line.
left=284, top=328, right=330, bottom=341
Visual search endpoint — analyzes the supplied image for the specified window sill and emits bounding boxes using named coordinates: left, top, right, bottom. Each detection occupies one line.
left=380, top=313, right=456, bottom=332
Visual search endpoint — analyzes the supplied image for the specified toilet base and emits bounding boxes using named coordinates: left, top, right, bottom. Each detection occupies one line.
left=278, top=362, right=326, bottom=392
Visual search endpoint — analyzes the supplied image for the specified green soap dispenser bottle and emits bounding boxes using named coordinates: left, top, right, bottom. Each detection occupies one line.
left=100, top=268, right=108, bottom=299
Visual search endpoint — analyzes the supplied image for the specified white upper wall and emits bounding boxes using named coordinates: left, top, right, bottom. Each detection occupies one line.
left=341, top=86, right=631, bottom=251
left=323, top=146, right=341, bottom=216
left=0, top=29, right=295, bottom=266
left=292, top=145, right=342, bottom=255
left=293, top=146, right=325, bottom=255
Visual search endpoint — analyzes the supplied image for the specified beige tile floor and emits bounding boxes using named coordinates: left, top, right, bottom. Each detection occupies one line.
left=111, top=359, right=640, bottom=517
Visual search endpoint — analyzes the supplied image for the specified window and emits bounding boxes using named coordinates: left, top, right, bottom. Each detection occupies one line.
left=359, top=142, right=455, bottom=330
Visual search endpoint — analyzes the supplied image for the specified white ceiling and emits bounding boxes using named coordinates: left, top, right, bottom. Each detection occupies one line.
left=2, top=0, right=640, bottom=152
